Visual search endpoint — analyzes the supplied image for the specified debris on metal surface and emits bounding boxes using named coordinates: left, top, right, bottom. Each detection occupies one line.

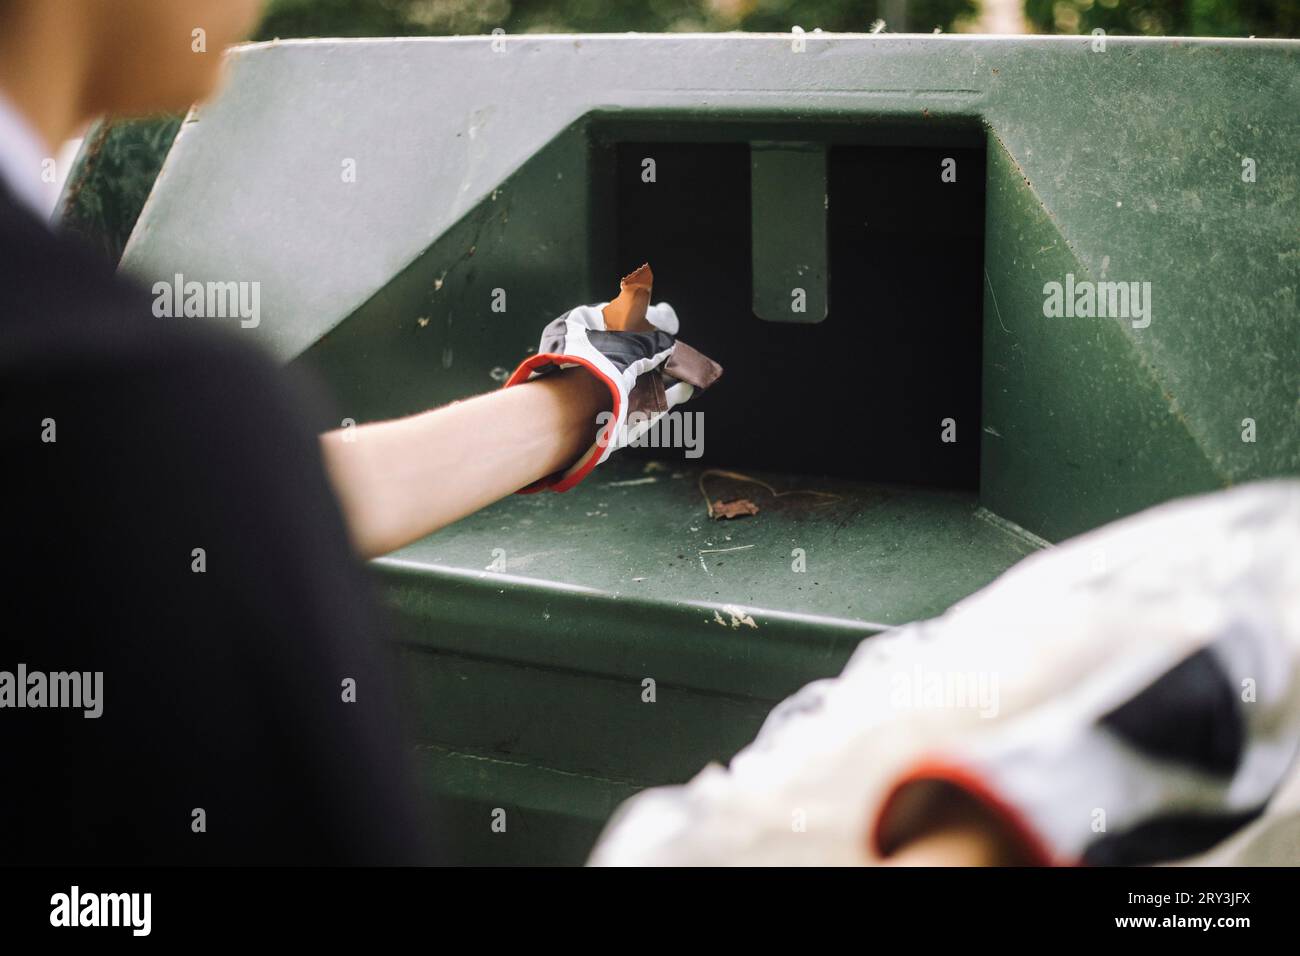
left=697, top=543, right=756, bottom=575
left=699, top=468, right=842, bottom=520
left=711, top=498, right=760, bottom=520
left=712, top=605, right=758, bottom=629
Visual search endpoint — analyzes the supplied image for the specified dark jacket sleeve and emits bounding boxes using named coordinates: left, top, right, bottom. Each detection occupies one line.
left=0, top=206, right=427, bottom=865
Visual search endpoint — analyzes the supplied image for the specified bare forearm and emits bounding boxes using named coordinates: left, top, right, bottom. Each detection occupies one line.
left=320, top=369, right=610, bottom=559
left=879, top=783, right=1036, bottom=867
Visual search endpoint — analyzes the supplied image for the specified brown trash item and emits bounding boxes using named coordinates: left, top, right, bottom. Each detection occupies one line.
left=628, top=369, right=669, bottom=418
left=665, top=340, right=724, bottom=391
left=700, top=468, right=842, bottom=520
left=603, top=262, right=725, bottom=393
left=711, top=498, right=761, bottom=520
left=602, top=263, right=654, bottom=332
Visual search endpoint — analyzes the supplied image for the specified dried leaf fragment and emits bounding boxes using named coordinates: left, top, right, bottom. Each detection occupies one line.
left=711, top=498, right=760, bottom=520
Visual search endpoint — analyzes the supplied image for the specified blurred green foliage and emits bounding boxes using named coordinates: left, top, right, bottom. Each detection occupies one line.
left=254, top=0, right=978, bottom=39
left=1024, top=0, right=1298, bottom=37
left=59, top=117, right=184, bottom=263
left=254, top=0, right=1298, bottom=39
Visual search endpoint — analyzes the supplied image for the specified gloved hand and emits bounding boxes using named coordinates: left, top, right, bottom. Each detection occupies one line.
left=503, top=264, right=722, bottom=492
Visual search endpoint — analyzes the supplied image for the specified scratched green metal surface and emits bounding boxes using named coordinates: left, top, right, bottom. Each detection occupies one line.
left=113, top=35, right=1299, bottom=863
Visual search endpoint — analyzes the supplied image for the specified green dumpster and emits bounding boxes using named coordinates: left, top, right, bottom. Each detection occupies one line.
left=83, top=33, right=1299, bottom=864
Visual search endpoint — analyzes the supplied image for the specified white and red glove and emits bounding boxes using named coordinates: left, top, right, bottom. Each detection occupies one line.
left=503, top=264, right=722, bottom=492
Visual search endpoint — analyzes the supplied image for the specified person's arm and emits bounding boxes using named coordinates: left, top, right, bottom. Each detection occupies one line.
left=879, top=783, right=1036, bottom=866
left=320, top=368, right=611, bottom=559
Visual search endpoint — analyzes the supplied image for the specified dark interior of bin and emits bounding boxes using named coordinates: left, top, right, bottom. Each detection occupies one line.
left=612, top=141, right=985, bottom=489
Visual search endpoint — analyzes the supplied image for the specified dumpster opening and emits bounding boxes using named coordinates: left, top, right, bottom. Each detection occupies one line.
left=612, top=141, right=985, bottom=489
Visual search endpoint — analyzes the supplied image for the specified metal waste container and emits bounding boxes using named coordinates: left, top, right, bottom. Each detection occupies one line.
left=70, top=33, right=1299, bottom=863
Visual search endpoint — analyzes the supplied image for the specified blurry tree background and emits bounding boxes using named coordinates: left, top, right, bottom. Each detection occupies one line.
left=255, top=0, right=976, bottom=39
left=255, top=0, right=1298, bottom=39
left=1022, top=0, right=1298, bottom=36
